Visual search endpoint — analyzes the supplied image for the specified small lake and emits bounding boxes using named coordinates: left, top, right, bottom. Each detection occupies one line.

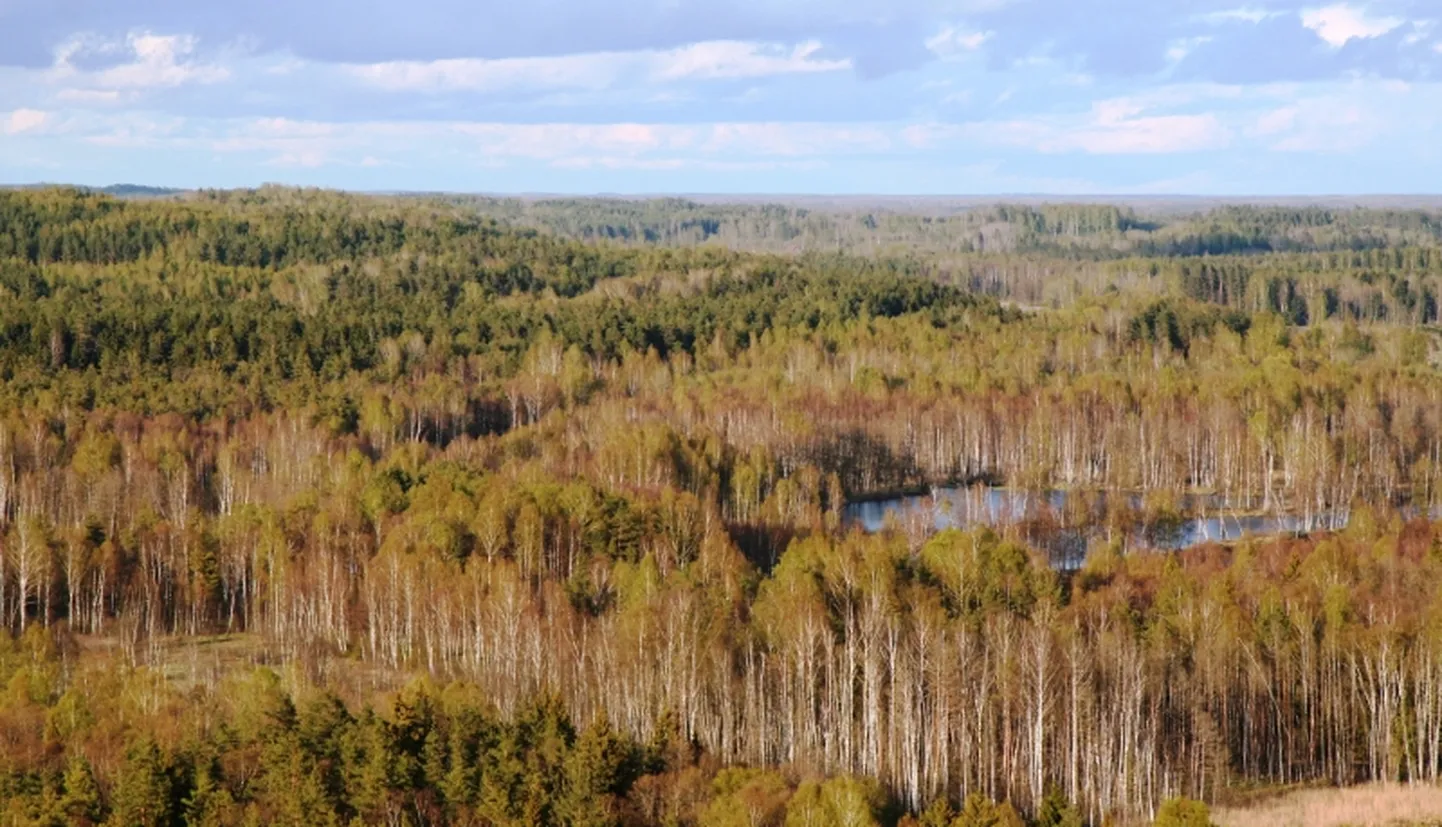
left=843, top=487, right=1438, bottom=567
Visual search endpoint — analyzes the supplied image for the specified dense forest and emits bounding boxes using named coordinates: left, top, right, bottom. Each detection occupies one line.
left=0, top=187, right=1441, bottom=826
left=438, top=193, right=1442, bottom=258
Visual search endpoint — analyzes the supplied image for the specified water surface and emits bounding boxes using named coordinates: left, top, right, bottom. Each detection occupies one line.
left=843, top=487, right=1389, bottom=566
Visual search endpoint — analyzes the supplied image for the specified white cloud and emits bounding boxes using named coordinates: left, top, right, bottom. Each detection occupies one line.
left=264, top=151, right=330, bottom=168
left=248, top=117, right=339, bottom=139
left=350, top=53, right=618, bottom=93
left=1013, top=86, right=1351, bottom=156
left=453, top=122, right=691, bottom=158
left=1249, top=90, right=1391, bottom=152
left=1301, top=4, right=1404, bottom=47
left=167, top=118, right=894, bottom=170
left=699, top=122, right=889, bottom=156
left=926, top=26, right=994, bottom=59
left=16, top=75, right=1421, bottom=179
left=653, top=40, right=848, bottom=80
left=550, top=156, right=825, bottom=172
left=1402, top=20, right=1435, bottom=45
left=348, top=40, right=848, bottom=94
left=207, top=117, right=346, bottom=162
left=1270, top=110, right=1367, bottom=151
left=264, top=57, right=308, bottom=76
left=49, top=31, right=229, bottom=100
left=1043, top=114, right=1231, bottom=154
left=1198, top=8, right=1285, bottom=24
left=950, top=95, right=1234, bottom=155
left=1254, top=105, right=1300, bottom=135
left=56, top=88, right=123, bottom=103
left=1166, top=36, right=1214, bottom=63
left=551, top=156, right=686, bottom=171
left=2, top=109, right=51, bottom=135
left=899, top=123, right=959, bottom=149
left=103, top=34, right=228, bottom=88
left=82, top=114, right=189, bottom=148
left=448, top=121, right=885, bottom=159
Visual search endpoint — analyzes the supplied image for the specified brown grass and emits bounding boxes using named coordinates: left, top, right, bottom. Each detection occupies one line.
left=1213, top=783, right=1442, bottom=827
left=71, top=632, right=424, bottom=707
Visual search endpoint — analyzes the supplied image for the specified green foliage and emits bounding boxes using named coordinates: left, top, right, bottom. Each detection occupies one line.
left=1034, top=789, right=1084, bottom=827
left=701, top=768, right=792, bottom=827
left=183, top=760, right=240, bottom=827
left=952, top=792, right=1027, bottom=827
left=914, top=798, right=953, bottom=827
left=559, top=715, right=641, bottom=827
left=60, top=756, right=104, bottom=826
left=1153, top=798, right=1215, bottom=827
left=784, top=776, right=886, bottom=827
left=108, top=739, right=174, bottom=827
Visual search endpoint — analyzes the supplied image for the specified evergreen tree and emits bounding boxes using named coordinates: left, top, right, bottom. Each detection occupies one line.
left=1034, top=789, right=1083, bottom=827
left=108, top=739, right=174, bottom=827
left=61, top=755, right=105, bottom=826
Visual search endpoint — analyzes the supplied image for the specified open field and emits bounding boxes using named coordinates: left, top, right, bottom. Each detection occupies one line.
left=1215, top=784, right=1442, bottom=827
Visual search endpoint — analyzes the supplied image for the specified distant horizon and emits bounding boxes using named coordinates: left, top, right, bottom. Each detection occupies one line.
left=9, top=181, right=1442, bottom=207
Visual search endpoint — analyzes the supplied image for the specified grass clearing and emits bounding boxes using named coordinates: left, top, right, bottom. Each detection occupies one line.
left=1214, top=783, right=1442, bottom=827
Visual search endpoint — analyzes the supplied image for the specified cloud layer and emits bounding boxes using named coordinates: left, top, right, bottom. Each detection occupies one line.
left=345, top=40, right=849, bottom=94
left=1, top=0, right=1440, bottom=193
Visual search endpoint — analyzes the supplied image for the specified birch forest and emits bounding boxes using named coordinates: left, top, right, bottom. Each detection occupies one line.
left=1, top=187, right=1441, bottom=826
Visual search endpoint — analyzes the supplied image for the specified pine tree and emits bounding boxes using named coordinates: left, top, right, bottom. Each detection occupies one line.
left=61, top=755, right=105, bottom=826
left=184, top=760, right=239, bottom=827
left=560, top=714, right=637, bottom=827
left=108, top=739, right=174, bottom=827
left=1034, top=789, right=1083, bottom=827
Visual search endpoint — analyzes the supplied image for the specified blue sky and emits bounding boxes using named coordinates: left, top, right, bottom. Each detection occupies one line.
left=1, top=0, right=1440, bottom=194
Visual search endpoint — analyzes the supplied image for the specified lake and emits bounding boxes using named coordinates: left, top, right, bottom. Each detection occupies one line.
left=842, top=487, right=1439, bottom=567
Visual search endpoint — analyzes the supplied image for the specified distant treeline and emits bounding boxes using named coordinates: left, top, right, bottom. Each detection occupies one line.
left=431, top=193, right=1442, bottom=259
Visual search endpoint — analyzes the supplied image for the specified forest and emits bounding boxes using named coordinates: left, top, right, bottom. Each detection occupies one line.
left=0, top=186, right=1440, bottom=826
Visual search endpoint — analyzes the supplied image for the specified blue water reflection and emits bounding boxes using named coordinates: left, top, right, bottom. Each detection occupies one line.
left=842, top=487, right=1438, bottom=565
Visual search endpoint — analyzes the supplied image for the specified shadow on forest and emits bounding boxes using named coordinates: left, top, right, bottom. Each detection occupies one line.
left=727, top=522, right=805, bottom=572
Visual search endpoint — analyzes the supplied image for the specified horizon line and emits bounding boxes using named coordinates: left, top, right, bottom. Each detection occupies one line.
left=8, top=182, right=1442, bottom=203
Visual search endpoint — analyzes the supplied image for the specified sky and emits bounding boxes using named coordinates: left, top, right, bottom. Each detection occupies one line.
left=0, top=0, right=1440, bottom=194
